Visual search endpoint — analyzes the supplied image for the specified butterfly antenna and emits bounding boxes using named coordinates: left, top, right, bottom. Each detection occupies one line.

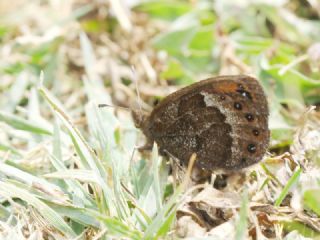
left=131, top=66, right=143, bottom=114
left=98, top=103, right=130, bottom=111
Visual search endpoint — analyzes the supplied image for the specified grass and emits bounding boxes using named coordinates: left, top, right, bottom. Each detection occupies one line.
left=0, top=0, right=320, bottom=239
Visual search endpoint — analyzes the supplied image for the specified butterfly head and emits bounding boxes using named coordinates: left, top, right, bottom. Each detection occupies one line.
left=131, top=109, right=149, bottom=130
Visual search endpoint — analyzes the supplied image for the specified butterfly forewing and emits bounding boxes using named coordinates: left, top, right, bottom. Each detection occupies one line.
left=135, top=75, right=269, bottom=171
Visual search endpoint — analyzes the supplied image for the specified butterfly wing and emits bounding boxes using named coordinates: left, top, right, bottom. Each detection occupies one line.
left=146, top=75, right=269, bottom=171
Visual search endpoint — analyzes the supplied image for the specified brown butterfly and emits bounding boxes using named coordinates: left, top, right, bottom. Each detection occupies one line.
left=132, top=75, right=269, bottom=172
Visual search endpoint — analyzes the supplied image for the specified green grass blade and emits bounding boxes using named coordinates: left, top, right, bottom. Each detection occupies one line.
left=0, top=182, right=76, bottom=238
left=44, top=169, right=98, bottom=183
left=235, top=190, right=249, bottom=240
left=144, top=185, right=182, bottom=239
left=303, top=189, right=320, bottom=216
left=100, top=216, right=143, bottom=240
left=47, top=203, right=100, bottom=228
left=275, top=167, right=302, bottom=207
left=38, top=84, right=116, bottom=215
left=0, top=162, right=65, bottom=195
left=0, top=110, right=52, bottom=135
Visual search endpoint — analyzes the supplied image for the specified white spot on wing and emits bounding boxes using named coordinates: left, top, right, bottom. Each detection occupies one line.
left=200, top=91, right=241, bottom=167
